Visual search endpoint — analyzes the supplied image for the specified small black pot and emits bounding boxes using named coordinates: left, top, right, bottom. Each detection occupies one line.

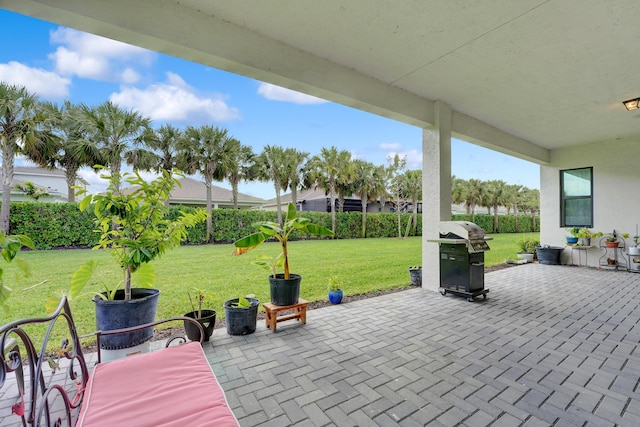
left=269, top=274, right=301, bottom=306
left=224, top=298, right=259, bottom=335
left=408, top=266, right=422, bottom=286
left=184, top=309, right=216, bottom=342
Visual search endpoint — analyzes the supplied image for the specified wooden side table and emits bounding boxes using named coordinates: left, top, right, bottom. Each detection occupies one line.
left=263, top=299, right=308, bottom=332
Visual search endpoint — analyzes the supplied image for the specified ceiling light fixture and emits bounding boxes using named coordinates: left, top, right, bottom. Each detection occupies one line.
left=623, top=97, right=640, bottom=111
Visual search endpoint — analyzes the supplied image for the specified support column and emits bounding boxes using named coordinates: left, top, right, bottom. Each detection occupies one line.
left=422, top=101, right=452, bottom=292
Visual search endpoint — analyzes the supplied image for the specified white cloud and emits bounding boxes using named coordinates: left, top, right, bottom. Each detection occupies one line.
left=0, top=61, right=70, bottom=99
left=257, top=82, right=327, bottom=105
left=49, top=27, right=154, bottom=83
left=380, top=142, right=403, bottom=152
left=109, top=72, right=240, bottom=123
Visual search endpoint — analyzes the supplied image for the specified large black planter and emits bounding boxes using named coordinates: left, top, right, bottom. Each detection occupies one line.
left=93, top=288, right=160, bottom=350
left=408, top=266, right=422, bottom=286
left=269, top=274, right=301, bottom=306
left=184, top=310, right=216, bottom=342
left=224, top=298, right=259, bottom=335
left=536, top=246, right=563, bottom=265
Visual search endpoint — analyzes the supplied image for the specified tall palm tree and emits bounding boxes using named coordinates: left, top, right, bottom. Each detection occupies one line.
left=257, top=145, right=290, bottom=225
left=0, top=83, right=41, bottom=232
left=386, top=153, right=407, bottom=239
left=486, top=179, right=508, bottom=233
left=222, top=138, right=256, bottom=209
left=132, top=124, right=184, bottom=174
left=335, top=157, right=357, bottom=213
left=29, top=101, right=102, bottom=202
left=285, top=148, right=308, bottom=206
left=451, top=176, right=469, bottom=214
left=402, top=169, right=422, bottom=235
left=466, top=178, right=484, bottom=222
left=352, top=160, right=386, bottom=238
left=306, top=146, right=352, bottom=235
left=178, top=125, right=230, bottom=242
left=80, top=101, right=151, bottom=191
left=504, top=184, right=523, bottom=232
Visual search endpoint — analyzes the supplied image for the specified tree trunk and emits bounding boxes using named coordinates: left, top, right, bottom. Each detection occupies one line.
left=329, top=183, right=336, bottom=237
left=411, top=196, right=418, bottom=234
left=493, top=204, right=499, bottom=233
left=65, top=165, right=79, bottom=203
left=360, top=196, right=367, bottom=238
left=231, top=178, right=239, bottom=209
left=275, top=188, right=282, bottom=225
left=1, top=143, right=14, bottom=233
left=205, top=178, right=213, bottom=243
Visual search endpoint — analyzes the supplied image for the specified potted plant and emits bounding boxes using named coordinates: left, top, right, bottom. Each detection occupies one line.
left=233, top=202, right=333, bottom=306
left=327, top=275, right=344, bottom=304
left=516, top=237, right=539, bottom=263
left=223, top=294, right=260, bottom=335
left=565, top=227, right=580, bottom=245
left=629, top=235, right=640, bottom=255
left=607, top=257, right=616, bottom=266
left=604, top=230, right=629, bottom=248
left=577, top=228, right=601, bottom=247
left=67, top=170, right=207, bottom=355
left=184, top=288, right=216, bottom=342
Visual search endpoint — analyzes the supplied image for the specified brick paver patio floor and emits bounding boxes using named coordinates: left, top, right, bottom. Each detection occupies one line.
left=206, top=264, right=640, bottom=426
left=3, top=264, right=640, bottom=426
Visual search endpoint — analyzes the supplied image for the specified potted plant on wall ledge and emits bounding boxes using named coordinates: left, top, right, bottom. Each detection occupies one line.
left=233, top=202, right=333, bottom=306
left=62, top=169, right=207, bottom=358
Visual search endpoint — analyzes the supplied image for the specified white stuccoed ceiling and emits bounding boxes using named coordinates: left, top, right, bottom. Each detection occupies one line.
left=2, top=0, right=640, bottom=165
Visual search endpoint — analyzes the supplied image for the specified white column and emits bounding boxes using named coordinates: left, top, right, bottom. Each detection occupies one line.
left=422, top=101, right=452, bottom=292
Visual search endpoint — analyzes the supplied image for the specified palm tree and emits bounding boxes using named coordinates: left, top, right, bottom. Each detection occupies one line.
left=133, top=124, right=184, bottom=174
left=504, top=184, right=523, bottom=232
left=80, top=101, right=151, bottom=191
left=335, top=157, right=357, bottom=213
left=28, top=101, right=102, bottom=202
left=386, top=153, right=407, bottom=239
left=257, top=145, right=290, bottom=225
left=306, top=146, right=352, bottom=235
left=402, top=169, right=422, bottom=235
left=352, top=160, right=386, bottom=238
left=178, top=125, right=230, bottom=242
left=451, top=176, right=466, bottom=212
left=0, top=83, right=41, bottom=232
left=466, top=178, right=484, bottom=222
left=222, top=138, right=256, bottom=209
left=485, top=180, right=508, bottom=233
left=285, top=148, right=308, bottom=206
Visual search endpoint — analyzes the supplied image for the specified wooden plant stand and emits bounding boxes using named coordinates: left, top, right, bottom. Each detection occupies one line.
left=263, top=298, right=308, bottom=332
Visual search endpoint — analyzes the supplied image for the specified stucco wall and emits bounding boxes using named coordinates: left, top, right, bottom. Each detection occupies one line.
left=541, top=139, right=640, bottom=267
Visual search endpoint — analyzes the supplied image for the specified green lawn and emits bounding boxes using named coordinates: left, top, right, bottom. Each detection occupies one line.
left=3, top=233, right=537, bottom=339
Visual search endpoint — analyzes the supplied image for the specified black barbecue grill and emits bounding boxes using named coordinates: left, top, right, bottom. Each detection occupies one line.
left=428, top=221, right=491, bottom=301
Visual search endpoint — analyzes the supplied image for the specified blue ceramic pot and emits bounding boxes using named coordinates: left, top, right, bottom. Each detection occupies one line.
left=328, top=289, right=343, bottom=304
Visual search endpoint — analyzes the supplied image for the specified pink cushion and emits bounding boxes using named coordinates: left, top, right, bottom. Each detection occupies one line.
left=76, top=342, right=239, bottom=427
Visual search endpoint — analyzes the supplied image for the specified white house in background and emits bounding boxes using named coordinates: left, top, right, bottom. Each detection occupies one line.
left=146, top=177, right=265, bottom=209
left=0, top=167, right=88, bottom=202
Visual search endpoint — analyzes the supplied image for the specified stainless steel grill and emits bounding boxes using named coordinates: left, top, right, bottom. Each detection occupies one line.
left=428, top=221, right=491, bottom=301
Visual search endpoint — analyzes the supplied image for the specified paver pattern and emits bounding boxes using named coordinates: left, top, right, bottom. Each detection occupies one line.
left=2, top=264, right=640, bottom=426
left=208, top=265, right=640, bottom=426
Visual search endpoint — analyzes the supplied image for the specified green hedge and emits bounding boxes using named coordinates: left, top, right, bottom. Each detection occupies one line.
left=5, top=202, right=537, bottom=249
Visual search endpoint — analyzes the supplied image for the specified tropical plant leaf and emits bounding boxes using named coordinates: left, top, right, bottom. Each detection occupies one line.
left=70, top=260, right=99, bottom=299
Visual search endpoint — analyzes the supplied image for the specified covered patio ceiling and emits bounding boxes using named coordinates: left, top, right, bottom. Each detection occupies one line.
left=1, top=1, right=638, bottom=165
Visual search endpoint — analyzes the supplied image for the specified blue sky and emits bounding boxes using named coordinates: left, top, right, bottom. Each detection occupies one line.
left=0, top=9, right=539, bottom=199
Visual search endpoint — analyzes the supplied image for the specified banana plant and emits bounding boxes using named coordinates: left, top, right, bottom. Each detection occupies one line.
left=232, top=202, right=333, bottom=279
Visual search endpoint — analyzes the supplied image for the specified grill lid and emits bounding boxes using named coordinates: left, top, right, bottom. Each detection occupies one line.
left=438, top=221, right=490, bottom=253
